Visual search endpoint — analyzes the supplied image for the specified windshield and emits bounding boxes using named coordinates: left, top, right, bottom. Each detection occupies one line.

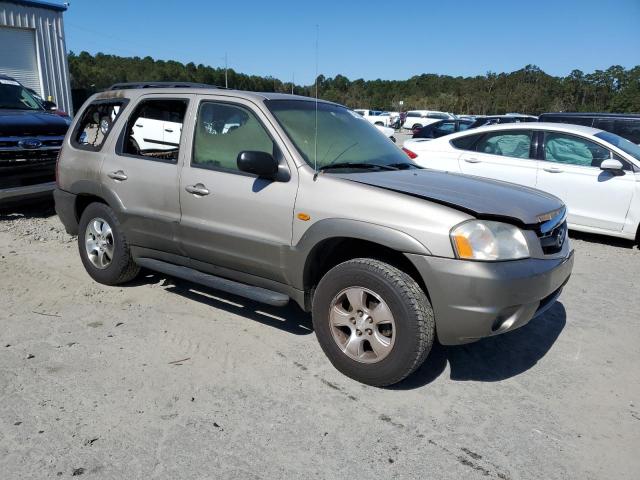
left=595, top=131, right=640, bottom=163
left=0, top=79, right=43, bottom=111
left=266, top=100, right=415, bottom=171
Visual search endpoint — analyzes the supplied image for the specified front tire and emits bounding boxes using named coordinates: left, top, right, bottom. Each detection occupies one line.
left=78, top=202, right=140, bottom=285
left=312, top=258, right=434, bottom=386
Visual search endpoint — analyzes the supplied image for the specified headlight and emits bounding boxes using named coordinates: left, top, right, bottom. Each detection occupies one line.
left=450, top=220, right=529, bottom=261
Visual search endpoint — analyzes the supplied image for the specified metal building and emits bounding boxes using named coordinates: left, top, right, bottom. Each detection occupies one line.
left=0, top=0, right=72, bottom=113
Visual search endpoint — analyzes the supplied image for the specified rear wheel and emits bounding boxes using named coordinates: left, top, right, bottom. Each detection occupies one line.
left=412, top=123, right=422, bottom=131
left=78, top=202, right=140, bottom=285
left=312, top=258, right=434, bottom=386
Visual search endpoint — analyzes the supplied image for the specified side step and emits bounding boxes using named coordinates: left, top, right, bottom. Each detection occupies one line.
left=136, top=257, right=290, bottom=307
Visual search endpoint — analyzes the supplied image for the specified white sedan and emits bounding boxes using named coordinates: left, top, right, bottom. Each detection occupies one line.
left=404, top=122, right=640, bottom=241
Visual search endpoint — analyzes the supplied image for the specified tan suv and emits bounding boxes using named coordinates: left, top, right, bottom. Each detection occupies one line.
left=55, top=83, right=574, bottom=386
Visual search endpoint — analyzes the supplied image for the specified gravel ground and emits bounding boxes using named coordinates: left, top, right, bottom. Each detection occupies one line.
left=0, top=200, right=639, bottom=479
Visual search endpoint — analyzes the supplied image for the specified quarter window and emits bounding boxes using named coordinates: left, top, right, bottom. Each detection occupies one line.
left=475, top=130, right=533, bottom=159
left=543, top=132, right=611, bottom=168
left=74, top=101, right=125, bottom=151
left=121, top=99, right=188, bottom=162
left=192, top=102, right=275, bottom=172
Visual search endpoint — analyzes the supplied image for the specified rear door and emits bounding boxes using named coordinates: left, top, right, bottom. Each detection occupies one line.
left=536, top=131, right=635, bottom=231
left=178, top=96, right=298, bottom=282
left=457, top=129, right=538, bottom=187
left=100, top=95, right=190, bottom=254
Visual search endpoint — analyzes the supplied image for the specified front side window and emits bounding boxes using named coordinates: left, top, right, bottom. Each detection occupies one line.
left=475, top=130, right=533, bottom=159
left=122, top=99, right=187, bottom=162
left=458, top=120, right=473, bottom=131
left=0, top=78, right=42, bottom=110
left=266, top=99, right=415, bottom=171
left=544, top=132, right=612, bottom=168
left=427, top=112, right=449, bottom=119
left=74, top=101, right=125, bottom=151
left=192, top=102, right=274, bottom=172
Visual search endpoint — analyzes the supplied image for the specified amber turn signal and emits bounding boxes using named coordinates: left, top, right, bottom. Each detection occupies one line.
left=297, top=213, right=311, bottom=221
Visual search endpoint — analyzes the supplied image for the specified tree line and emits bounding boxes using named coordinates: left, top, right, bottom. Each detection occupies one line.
left=68, top=51, right=640, bottom=114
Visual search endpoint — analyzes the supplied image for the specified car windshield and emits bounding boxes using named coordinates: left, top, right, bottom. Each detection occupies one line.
left=266, top=99, right=415, bottom=171
left=595, top=131, right=640, bottom=162
left=0, top=79, right=43, bottom=110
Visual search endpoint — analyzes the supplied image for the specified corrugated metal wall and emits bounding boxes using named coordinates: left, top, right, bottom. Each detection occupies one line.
left=0, top=2, right=72, bottom=114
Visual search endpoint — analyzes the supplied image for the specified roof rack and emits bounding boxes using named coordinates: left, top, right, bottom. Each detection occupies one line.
left=108, top=82, right=220, bottom=90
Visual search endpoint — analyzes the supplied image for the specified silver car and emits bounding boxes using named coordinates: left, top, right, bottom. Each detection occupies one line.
left=54, top=83, right=574, bottom=386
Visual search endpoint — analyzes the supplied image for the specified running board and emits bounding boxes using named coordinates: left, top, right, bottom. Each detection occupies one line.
left=136, top=257, right=290, bottom=307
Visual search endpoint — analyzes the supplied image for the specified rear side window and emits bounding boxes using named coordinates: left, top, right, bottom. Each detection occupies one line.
left=120, top=99, right=188, bottom=162
left=427, top=112, right=449, bottom=119
left=475, top=130, right=533, bottom=159
left=450, top=133, right=482, bottom=150
left=73, top=101, right=126, bottom=151
left=192, top=102, right=275, bottom=173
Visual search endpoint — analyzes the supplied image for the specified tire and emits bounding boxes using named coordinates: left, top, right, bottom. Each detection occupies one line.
left=375, top=121, right=384, bottom=126
left=78, top=202, right=140, bottom=285
left=412, top=123, right=422, bottom=130
left=312, top=258, right=434, bottom=386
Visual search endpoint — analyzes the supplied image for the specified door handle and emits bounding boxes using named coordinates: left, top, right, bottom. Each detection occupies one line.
left=185, top=183, right=210, bottom=196
left=464, top=157, right=481, bottom=163
left=135, top=124, right=143, bottom=127
left=543, top=167, right=563, bottom=173
left=164, top=128, right=174, bottom=133
left=107, top=170, right=128, bottom=181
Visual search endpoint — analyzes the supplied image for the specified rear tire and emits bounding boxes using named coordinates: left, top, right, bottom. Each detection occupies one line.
left=78, top=202, right=140, bottom=285
left=312, top=258, right=434, bottom=386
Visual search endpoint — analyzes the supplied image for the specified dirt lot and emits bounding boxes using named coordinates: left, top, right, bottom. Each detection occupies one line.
left=1, top=201, right=639, bottom=480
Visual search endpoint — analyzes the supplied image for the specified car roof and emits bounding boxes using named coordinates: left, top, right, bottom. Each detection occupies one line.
left=445, top=121, right=604, bottom=138
left=93, top=87, right=338, bottom=106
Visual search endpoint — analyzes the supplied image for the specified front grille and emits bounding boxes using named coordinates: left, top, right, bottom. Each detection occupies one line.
left=0, top=135, right=63, bottom=189
left=538, top=220, right=568, bottom=254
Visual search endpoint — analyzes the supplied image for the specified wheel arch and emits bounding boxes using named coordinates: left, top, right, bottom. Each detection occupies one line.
left=292, top=219, right=432, bottom=309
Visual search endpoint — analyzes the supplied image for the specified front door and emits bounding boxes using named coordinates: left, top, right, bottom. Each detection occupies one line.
left=536, top=131, right=635, bottom=231
left=457, top=129, right=538, bottom=187
left=179, top=97, right=298, bottom=282
left=100, top=96, right=190, bottom=254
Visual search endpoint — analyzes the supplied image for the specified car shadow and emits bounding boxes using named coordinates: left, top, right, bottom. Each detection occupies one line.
left=569, top=230, right=636, bottom=249
left=134, top=271, right=313, bottom=336
left=390, top=302, right=567, bottom=389
left=0, top=197, right=55, bottom=219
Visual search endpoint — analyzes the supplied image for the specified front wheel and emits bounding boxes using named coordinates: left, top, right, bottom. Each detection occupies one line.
left=312, top=258, right=435, bottom=386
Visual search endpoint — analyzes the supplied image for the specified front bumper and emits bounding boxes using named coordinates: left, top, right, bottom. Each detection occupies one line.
left=407, top=250, right=574, bottom=345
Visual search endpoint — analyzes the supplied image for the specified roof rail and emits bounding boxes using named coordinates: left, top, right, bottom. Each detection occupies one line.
left=108, top=82, right=220, bottom=90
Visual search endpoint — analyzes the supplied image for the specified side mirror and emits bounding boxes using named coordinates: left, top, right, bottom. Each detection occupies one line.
left=237, top=151, right=278, bottom=179
left=42, top=100, right=57, bottom=111
left=600, top=159, right=624, bottom=172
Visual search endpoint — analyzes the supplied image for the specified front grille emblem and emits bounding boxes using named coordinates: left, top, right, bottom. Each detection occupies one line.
left=18, top=138, right=43, bottom=149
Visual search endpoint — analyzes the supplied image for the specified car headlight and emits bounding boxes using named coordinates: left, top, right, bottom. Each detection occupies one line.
left=450, top=220, right=529, bottom=261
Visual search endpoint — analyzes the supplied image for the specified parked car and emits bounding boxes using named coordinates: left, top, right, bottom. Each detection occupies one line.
left=375, top=124, right=396, bottom=143
left=55, top=84, right=573, bottom=386
left=353, top=109, right=398, bottom=128
left=469, top=114, right=538, bottom=128
left=404, top=122, right=640, bottom=241
left=402, top=110, right=454, bottom=130
left=411, top=118, right=475, bottom=139
left=25, top=87, right=70, bottom=118
left=0, top=74, right=70, bottom=204
left=539, top=112, right=640, bottom=145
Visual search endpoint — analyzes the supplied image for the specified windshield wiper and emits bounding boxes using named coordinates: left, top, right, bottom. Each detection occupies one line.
left=386, top=162, right=423, bottom=170
left=319, top=162, right=399, bottom=172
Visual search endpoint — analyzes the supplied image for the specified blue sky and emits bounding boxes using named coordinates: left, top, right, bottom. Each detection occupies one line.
left=63, top=0, right=639, bottom=84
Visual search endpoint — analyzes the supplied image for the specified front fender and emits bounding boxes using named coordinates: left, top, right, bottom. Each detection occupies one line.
left=286, top=218, right=431, bottom=290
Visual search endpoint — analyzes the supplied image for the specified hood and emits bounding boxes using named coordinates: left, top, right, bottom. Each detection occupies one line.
left=0, top=109, right=70, bottom=136
left=335, top=169, right=564, bottom=226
